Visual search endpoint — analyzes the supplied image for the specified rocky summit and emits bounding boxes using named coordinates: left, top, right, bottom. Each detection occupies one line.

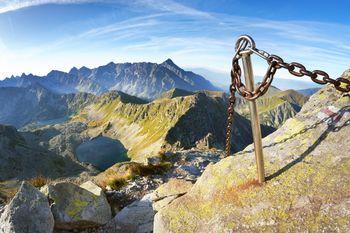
left=154, top=72, right=350, bottom=232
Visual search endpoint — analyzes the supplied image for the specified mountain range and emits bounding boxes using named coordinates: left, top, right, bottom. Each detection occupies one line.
left=0, top=59, right=219, bottom=100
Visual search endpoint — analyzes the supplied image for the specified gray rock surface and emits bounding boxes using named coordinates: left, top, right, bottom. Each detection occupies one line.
left=105, top=179, right=193, bottom=233
left=114, top=194, right=155, bottom=233
left=0, top=181, right=54, bottom=233
left=104, top=150, right=221, bottom=211
left=41, top=181, right=111, bottom=230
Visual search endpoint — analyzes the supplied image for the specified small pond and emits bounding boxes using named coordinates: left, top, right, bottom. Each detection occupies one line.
left=76, top=136, right=129, bottom=170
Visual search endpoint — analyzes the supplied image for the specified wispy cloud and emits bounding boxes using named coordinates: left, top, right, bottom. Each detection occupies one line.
left=127, top=0, right=212, bottom=18
left=0, top=0, right=212, bottom=18
left=1, top=0, right=350, bottom=86
left=0, top=0, right=101, bottom=14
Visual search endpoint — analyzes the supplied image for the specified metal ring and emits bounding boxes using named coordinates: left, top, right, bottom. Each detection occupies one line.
left=235, top=35, right=256, bottom=53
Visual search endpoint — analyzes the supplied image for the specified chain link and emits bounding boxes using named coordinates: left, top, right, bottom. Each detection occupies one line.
left=225, top=35, right=350, bottom=157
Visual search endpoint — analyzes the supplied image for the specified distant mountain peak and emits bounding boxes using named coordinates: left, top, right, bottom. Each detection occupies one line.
left=79, top=66, right=90, bottom=72
left=47, top=70, right=65, bottom=77
left=69, top=67, right=79, bottom=75
left=161, top=58, right=177, bottom=67
left=106, top=61, right=115, bottom=66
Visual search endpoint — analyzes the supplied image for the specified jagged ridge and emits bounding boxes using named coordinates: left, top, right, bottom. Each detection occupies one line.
left=0, top=59, right=219, bottom=100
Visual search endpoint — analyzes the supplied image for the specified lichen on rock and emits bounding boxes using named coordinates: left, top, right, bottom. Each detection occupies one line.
left=41, top=181, right=111, bottom=230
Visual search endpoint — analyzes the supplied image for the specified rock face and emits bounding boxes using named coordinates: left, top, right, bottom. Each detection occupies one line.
left=154, top=73, right=350, bottom=232
left=0, top=59, right=219, bottom=100
left=0, top=182, right=54, bottom=233
left=41, top=181, right=111, bottom=229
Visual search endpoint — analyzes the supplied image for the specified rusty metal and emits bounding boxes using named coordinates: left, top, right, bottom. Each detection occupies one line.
left=225, top=35, right=350, bottom=182
left=241, top=50, right=265, bottom=183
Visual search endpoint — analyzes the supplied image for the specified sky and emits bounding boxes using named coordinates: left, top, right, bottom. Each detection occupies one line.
left=0, top=0, right=350, bottom=88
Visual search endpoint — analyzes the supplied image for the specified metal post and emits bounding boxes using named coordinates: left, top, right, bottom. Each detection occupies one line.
left=241, top=50, right=265, bottom=183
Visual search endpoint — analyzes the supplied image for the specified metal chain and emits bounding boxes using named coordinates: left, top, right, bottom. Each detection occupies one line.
left=225, top=36, right=350, bottom=157
left=225, top=77, right=237, bottom=157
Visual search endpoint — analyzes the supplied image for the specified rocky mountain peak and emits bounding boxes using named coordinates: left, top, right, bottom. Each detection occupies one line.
left=47, top=70, right=65, bottom=77
left=161, top=58, right=176, bottom=67
left=68, top=67, right=79, bottom=76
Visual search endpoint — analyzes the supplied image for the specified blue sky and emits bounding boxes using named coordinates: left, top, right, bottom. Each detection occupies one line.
left=0, top=0, right=350, bottom=87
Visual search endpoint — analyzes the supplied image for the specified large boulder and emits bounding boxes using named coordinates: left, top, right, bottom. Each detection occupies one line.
left=0, top=181, right=54, bottom=233
left=154, top=74, right=350, bottom=232
left=114, top=194, right=155, bottom=233
left=41, top=181, right=111, bottom=230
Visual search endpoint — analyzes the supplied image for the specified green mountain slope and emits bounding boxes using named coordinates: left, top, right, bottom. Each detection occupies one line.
left=71, top=89, right=273, bottom=162
left=235, top=89, right=308, bottom=128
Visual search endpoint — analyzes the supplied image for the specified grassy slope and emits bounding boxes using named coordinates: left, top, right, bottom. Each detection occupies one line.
left=72, top=91, right=196, bottom=161
left=236, top=89, right=309, bottom=128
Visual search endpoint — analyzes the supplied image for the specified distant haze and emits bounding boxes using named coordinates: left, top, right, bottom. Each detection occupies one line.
left=190, top=67, right=321, bottom=91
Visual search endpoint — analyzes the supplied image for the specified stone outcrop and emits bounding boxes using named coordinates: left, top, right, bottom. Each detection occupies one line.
left=114, top=194, right=155, bottom=233
left=96, top=150, right=221, bottom=212
left=154, top=73, right=350, bottom=232
left=41, top=181, right=111, bottom=230
left=0, top=182, right=54, bottom=233
left=104, top=178, right=194, bottom=233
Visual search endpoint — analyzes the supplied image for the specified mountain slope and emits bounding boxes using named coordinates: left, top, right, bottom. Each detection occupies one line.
left=0, top=124, right=92, bottom=181
left=297, top=87, right=321, bottom=96
left=0, top=84, right=97, bottom=128
left=235, top=89, right=308, bottom=128
left=71, top=89, right=274, bottom=162
left=154, top=72, right=350, bottom=232
left=0, top=59, right=219, bottom=100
